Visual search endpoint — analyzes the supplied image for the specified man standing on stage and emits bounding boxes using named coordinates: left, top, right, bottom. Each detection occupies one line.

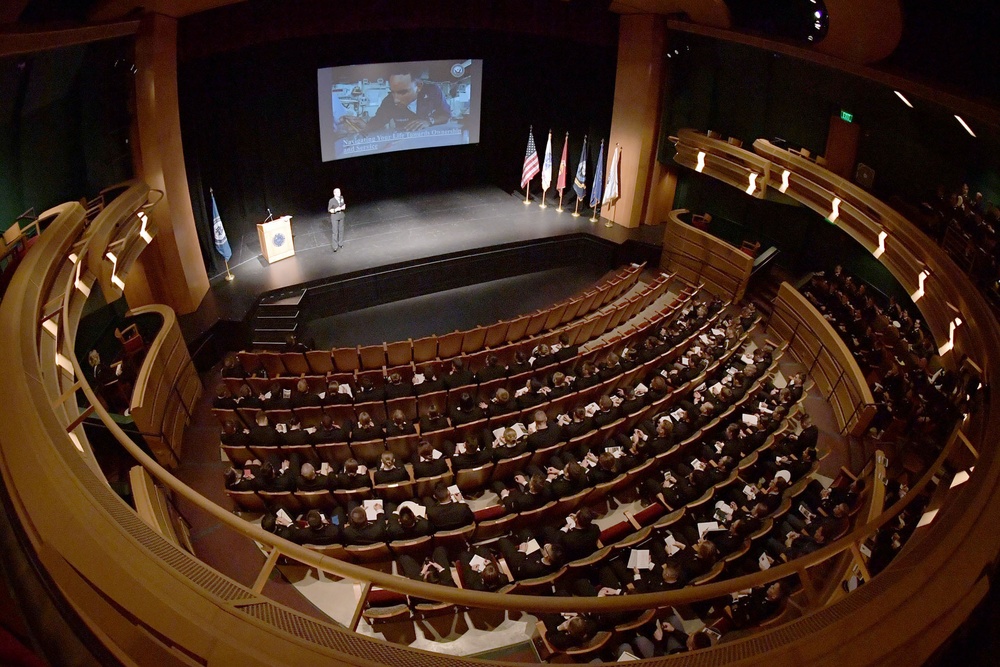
left=328, top=187, right=346, bottom=251
left=364, top=69, right=451, bottom=133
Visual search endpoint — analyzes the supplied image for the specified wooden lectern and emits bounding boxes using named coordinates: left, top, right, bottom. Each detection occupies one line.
left=257, top=215, right=295, bottom=263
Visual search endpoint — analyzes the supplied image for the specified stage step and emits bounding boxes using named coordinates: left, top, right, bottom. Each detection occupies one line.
left=256, top=304, right=300, bottom=318
left=257, top=310, right=300, bottom=320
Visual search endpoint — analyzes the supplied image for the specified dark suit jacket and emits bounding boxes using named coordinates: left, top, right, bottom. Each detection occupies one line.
left=427, top=501, right=475, bottom=531
left=374, top=466, right=409, bottom=485
left=343, top=519, right=387, bottom=545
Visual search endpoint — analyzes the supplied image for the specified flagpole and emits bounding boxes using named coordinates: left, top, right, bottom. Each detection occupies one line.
left=558, top=192, right=564, bottom=213
left=604, top=201, right=615, bottom=228
left=540, top=187, right=548, bottom=209
left=224, top=259, right=235, bottom=281
left=572, top=199, right=580, bottom=217
left=524, top=183, right=531, bottom=205
left=590, top=203, right=600, bottom=223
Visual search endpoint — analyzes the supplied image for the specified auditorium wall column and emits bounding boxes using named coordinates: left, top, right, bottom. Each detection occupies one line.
left=129, top=13, right=208, bottom=315
left=606, top=14, right=669, bottom=228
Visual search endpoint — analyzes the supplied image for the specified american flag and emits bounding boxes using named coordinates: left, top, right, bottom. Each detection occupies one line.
left=521, top=128, right=540, bottom=189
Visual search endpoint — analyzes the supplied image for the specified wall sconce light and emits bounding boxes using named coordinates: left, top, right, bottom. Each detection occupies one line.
left=829, top=197, right=841, bottom=222
left=938, top=316, right=963, bottom=355
left=695, top=151, right=706, bottom=173
left=779, top=170, right=790, bottom=193
left=746, top=172, right=758, bottom=195
left=106, top=251, right=125, bottom=291
left=873, top=230, right=887, bottom=258
left=911, top=269, right=929, bottom=301
left=138, top=211, right=151, bottom=243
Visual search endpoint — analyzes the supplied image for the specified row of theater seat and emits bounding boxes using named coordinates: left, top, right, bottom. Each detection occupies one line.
left=234, top=264, right=669, bottom=378
left=214, top=281, right=705, bottom=464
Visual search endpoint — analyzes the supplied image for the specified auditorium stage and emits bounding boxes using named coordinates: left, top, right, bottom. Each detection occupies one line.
left=179, top=186, right=664, bottom=345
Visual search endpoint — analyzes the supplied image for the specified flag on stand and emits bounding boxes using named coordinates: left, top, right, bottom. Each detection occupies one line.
left=572, top=135, right=588, bottom=200
left=521, top=127, right=540, bottom=189
left=589, top=140, right=605, bottom=209
left=541, top=130, right=553, bottom=191
left=602, top=144, right=621, bottom=206
left=211, top=190, right=232, bottom=262
left=557, top=133, right=569, bottom=194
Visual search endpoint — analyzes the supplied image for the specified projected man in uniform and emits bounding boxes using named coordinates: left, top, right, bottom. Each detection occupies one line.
left=365, top=70, right=451, bottom=133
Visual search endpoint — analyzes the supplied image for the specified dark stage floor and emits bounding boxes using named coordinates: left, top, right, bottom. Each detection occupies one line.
left=179, top=186, right=664, bottom=343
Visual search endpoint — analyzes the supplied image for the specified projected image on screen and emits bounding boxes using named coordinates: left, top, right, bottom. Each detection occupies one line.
left=318, top=59, right=482, bottom=162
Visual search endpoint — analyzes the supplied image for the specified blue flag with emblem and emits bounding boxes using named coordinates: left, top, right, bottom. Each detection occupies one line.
left=572, top=135, right=588, bottom=200
left=211, top=190, right=232, bottom=262
left=589, top=140, right=605, bottom=209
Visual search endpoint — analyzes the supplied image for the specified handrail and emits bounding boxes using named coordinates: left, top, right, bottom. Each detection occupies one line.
left=2, top=179, right=999, bottom=664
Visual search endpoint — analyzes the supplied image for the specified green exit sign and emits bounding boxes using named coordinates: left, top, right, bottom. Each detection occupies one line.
left=840, top=110, right=854, bottom=123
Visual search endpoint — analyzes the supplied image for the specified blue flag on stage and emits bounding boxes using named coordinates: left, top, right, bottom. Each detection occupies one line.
left=211, top=190, right=232, bottom=262
left=589, top=140, right=605, bottom=209
left=572, top=135, right=588, bottom=200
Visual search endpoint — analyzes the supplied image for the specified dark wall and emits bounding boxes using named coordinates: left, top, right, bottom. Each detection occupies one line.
left=660, top=34, right=998, bottom=206
left=178, top=1, right=618, bottom=274
left=0, top=40, right=133, bottom=230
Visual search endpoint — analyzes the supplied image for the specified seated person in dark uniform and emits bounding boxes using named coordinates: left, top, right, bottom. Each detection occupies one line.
left=383, top=409, right=416, bottom=437
left=515, top=378, right=548, bottom=410
left=484, top=387, right=517, bottom=418
left=457, top=546, right=510, bottom=591
left=383, top=371, right=412, bottom=399
left=418, top=404, right=450, bottom=433
left=562, top=406, right=594, bottom=440
left=224, top=466, right=257, bottom=492
left=290, top=378, right=321, bottom=409
left=597, top=353, right=621, bottom=381
left=530, top=343, right=556, bottom=369
left=296, top=462, right=331, bottom=492
left=474, top=354, right=506, bottom=383
left=506, top=351, right=530, bottom=377
left=426, top=483, right=475, bottom=531
left=547, top=371, right=574, bottom=400
left=413, top=364, right=445, bottom=395
left=591, top=395, right=621, bottom=427
left=221, top=420, right=250, bottom=447
left=263, top=382, right=292, bottom=411
left=335, top=458, right=372, bottom=490
left=527, top=411, right=563, bottom=450
left=290, top=509, right=341, bottom=545
left=213, top=384, right=238, bottom=410
left=249, top=411, right=280, bottom=447
left=495, top=473, right=550, bottom=513
left=355, top=375, right=385, bottom=403
left=255, top=460, right=297, bottom=492
left=617, top=386, right=645, bottom=416
left=386, top=504, right=431, bottom=541
left=546, top=461, right=589, bottom=498
left=260, top=511, right=294, bottom=542
left=342, top=505, right=387, bottom=545
left=312, top=414, right=348, bottom=444
left=540, top=615, right=599, bottom=652
left=222, top=353, right=247, bottom=379
left=574, top=362, right=600, bottom=389
left=449, top=391, right=485, bottom=425
left=397, top=546, right=456, bottom=593
left=412, top=440, right=449, bottom=479
left=235, top=383, right=262, bottom=410
left=544, top=508, right=599, bottom=561
left=374, top=451, right=409, bottom=485
left=497, top=535, right=564, bottom=580
left=351, top=411, right=382, bottom=442
left=490, top=427, right=529, bottom=461
left=554, top=332, right=579, bottom=362
left=451, top=433, right=492, bottom=471
left=443, top=357, right=475, bottom=390
left=280, top=415, right=311, bottom=446
left=322, top=380, right=353, bottom=406
left=586, top=452, right=620, bottom=485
